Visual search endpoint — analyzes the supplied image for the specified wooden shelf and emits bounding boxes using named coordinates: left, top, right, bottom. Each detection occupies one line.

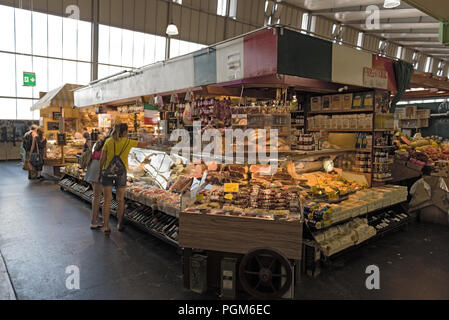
left=373, top=177, right=393, bottom=182
left=308, top=108, right=373, bottom=115
left=308, top=129, right=374, bottom=132
left=308, top=129, right=392, bottom=132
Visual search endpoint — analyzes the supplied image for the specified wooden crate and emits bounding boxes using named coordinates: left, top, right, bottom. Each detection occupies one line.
left=417, top=109, right=431, bottom=119
left=179, top=212, right=303, bottom=260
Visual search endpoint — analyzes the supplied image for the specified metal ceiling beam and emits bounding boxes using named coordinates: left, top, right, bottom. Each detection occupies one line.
left=402, top=91, right=449, bottom=99
left=410, top=73, right=449, bottom=91
left=283, top=0, right=384, bottom=11
left=412, top=48, right=449, bottom=52
left=318, top=8, right=426, bottom=22
left=403, top=0, right=449, bottom=22
left=347, top=22, right=440, bottom=31
left=398, top=41, right=446, bottom=46
left=369, top=32, right=439, bottom=39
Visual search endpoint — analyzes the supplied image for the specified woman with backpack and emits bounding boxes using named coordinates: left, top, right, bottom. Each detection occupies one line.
left=29, top=127, right=47, bottom=180
left=98, top=123, right=154, bottom=235
left=84, top=135, right=108, bottom=230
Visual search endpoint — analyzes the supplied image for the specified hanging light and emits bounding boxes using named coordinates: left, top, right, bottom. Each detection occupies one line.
left=323, top=159, right=334, bottom=173
left=383, top=0, right=401, bottom=8
left=166, top=23, right=179, bottom=36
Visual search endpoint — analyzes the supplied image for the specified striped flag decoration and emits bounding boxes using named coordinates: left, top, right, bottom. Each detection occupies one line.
left=144, top=102, right=159, bottom=125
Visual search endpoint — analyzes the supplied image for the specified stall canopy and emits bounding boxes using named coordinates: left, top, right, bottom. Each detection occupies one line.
left=31, top=83, right=83, bottom=111
left=74, top=26, right=399, bottom=108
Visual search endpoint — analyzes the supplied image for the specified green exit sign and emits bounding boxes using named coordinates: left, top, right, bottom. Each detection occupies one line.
left=23, top=72, right=36, bottom=87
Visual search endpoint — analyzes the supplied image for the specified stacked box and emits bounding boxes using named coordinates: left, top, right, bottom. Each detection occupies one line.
left=331, top=95, right=343, bottom=111
left=342, top=93, right=353, bottom=110
left=311, top=97, right=322, bottom=112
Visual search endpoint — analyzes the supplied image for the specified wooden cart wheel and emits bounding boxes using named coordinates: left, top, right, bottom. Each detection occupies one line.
left=239, top=248, right=292, bottom=299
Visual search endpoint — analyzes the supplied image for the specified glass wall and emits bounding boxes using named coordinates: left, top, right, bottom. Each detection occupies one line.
left=0, top=5, right=92, bottom=120
left=98, top=24, right=167, bottom=79
left=169, top=39, right=206, bottom=59
left=0, top=5, right=207, bottom=120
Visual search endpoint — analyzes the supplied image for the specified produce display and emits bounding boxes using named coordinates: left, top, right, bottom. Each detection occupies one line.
left=394, top=132, right=449, bottom=166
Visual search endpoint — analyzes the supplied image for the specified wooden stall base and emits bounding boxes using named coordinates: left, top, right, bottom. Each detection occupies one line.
left=390, top=160, right=422, bottom=183
left=179, top=212, right=303, bottom=260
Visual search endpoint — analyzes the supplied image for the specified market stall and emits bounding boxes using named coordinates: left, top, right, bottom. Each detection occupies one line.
left=31, top=84, right=84, bottom=139
left=66, top=25, right=415, bottom=299
left=31, top=84, right=87, bottom=176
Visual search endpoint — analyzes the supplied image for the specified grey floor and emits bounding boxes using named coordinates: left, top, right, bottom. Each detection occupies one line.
left=0, top=161, right=448, bottom=300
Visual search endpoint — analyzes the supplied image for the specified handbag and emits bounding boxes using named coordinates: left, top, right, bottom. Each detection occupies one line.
left=79, top=149, right=92, bottom=169
left=23, top=157, right=32, bottom=171
left=30, top=139, right=43, bottom=168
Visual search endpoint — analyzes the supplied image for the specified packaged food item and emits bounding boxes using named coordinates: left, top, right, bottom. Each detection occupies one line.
left=311, top=96, right=322, bottom=112
left=322, top=96, right=331, bottom=111
left=331, top=95, right=343, bottom=111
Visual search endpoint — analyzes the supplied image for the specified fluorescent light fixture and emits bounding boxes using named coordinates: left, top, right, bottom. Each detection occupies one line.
left=406, top=87, right=426, bottom=92
left=437, top=91, right=446, bottom=94
left=383, top=0, right=401, bottom=8
left=166, top=23, right=179, bottom=36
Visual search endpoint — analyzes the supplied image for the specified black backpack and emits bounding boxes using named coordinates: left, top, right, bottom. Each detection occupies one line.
left=103, top=139, right=130, bottom=178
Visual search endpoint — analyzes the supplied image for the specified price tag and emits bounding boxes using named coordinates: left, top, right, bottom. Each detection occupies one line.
left=224, top=194, right=233, bottom=200
left=224, top=183, right=239, bottom=193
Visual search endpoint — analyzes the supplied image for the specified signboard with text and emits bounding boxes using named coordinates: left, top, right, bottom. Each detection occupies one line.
left=363, top=67, right=388, bottom=89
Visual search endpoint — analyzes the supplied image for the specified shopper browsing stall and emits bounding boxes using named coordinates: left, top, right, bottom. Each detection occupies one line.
left=29, top=128, right=47, bottom=180
left=99, top=123, right=154, bottom=235
left=84, top=135, right=109, bottom=230
left=83, top=131, right=92, bottom=153
left=22, top=125, right=38, bottom=179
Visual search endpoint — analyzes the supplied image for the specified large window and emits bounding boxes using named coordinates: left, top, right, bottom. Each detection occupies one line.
left=0, top=5, right=92, bottom=120
left=98, top=24, right=167, bottom=80
left=169, top=39, right=206, bottom=59
left=0, top=5, right=207, bottom=120
left=217, top=0, right=237, bottom=18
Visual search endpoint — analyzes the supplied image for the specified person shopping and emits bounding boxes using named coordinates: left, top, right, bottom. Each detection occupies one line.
left=84, top=135, right=108, bottom=229
left=29, top=127, right=47, bottom=180
left=83, top=131, right=92, bottom=153
left=22, top=125, right=38, bottom=179
left=98, top=123, right=154, bottom=235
